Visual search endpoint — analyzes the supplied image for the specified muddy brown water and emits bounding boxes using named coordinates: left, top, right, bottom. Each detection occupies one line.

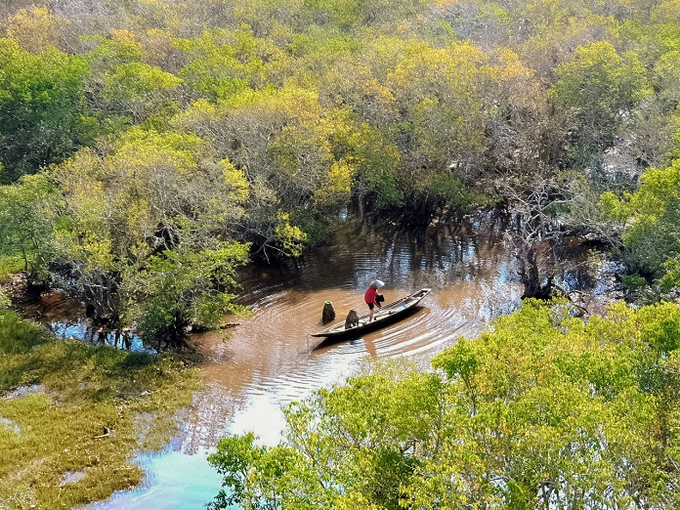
left=28, top=213, right=608, bottom=509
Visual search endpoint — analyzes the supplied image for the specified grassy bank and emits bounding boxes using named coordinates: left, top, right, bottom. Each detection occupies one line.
left=0, top=256, right=23, bottom=282
left=0, top=310, right=199, bottom=509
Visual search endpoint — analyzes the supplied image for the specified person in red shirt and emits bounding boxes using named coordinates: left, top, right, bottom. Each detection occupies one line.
left=364, top=279, right=385, bottom=322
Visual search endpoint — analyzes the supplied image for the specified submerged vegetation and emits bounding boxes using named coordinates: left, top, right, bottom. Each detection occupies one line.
left=0, top=310, right=198, bottom=509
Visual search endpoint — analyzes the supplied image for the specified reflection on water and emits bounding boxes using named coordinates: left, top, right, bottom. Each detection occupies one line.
left=85, top=213, right=600, bottom=509
left=16, top=291, right=152, bottom=352
left=50, top=320, right=150, bottom=353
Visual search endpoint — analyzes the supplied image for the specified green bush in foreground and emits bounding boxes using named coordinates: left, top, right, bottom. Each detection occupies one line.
left=0, top=310, right=47, bottom=355
left=209, top=300, right=680, bottom=510
left=0, top=310, right=198, bottom=509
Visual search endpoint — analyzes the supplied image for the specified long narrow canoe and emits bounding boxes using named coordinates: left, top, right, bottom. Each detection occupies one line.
left=310, top=288, right=431, bottom=340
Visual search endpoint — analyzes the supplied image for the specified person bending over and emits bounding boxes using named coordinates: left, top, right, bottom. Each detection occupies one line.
left=364, top=279, right=385, bottom=322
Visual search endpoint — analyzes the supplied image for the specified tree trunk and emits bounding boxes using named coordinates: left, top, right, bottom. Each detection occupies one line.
left=518, top=244, right=553, bottom=299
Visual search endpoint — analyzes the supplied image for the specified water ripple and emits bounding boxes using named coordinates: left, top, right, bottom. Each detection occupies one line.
left=94, top=214, right=567, bottom=509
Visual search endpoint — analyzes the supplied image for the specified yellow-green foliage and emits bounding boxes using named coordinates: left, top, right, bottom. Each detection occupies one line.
left=4, top=6, right=64, bottom=54
left=0, top=256, right=23, bottom=281
left=208, top=300, right=680, bottom=510
left=173, top=27, right=280, bottom=99
left=600, top=158, right=680, bottom=279
left=0, top=311, right=198, bottom=510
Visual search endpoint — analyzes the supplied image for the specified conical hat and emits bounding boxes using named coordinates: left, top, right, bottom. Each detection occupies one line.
left=370, top=279, right=385, bottom=289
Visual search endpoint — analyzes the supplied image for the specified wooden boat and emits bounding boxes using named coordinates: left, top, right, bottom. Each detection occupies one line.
left=310, top=288, right=431, bottom=340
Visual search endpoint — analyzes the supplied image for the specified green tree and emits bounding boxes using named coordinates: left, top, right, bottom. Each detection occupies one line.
left=0, top=173, right=60, bottom=285
left=367, top=40, right=489, bottom=221
left=209, top=299, right=680, bottom=509
left=81, top=29, right=184, bottom=130
left=85, top=29, right=146, bottom=73
left=102, top=61, right=183, bottom=125
left=551, top=41, right=651, bottom=167
left=600, top=158, right=680, bottom=287
left=209, top=360, right=445, bottom=509
left=127, top=243, right=249, bottom=345
left=0, top=39, right=92, bottom=182
left=178, top=85, right=356, bottom=252
left=174, top=26, right=283, bottom=100
left=302, top=0, right=427, bottom=30
left=52, top=127, right=251, bottom=344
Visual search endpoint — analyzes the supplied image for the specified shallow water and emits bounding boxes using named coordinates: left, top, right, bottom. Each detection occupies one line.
left=16, top=291, right=151, bottom=352
left=80, top=214, right=601, bottom=509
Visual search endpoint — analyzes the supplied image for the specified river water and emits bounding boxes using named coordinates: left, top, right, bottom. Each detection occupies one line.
left=62, top=213, right=605, bottom=509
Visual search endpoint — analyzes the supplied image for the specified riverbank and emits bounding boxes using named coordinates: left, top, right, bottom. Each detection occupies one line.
left=2, top=216, right=622, bottom=509
left=92, top=215, right=628, bottom=509
left=0, top=310, right=199, bottom=509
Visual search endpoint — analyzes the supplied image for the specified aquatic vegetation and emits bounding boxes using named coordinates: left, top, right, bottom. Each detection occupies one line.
left=0, top=310, right=198, bottom=509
